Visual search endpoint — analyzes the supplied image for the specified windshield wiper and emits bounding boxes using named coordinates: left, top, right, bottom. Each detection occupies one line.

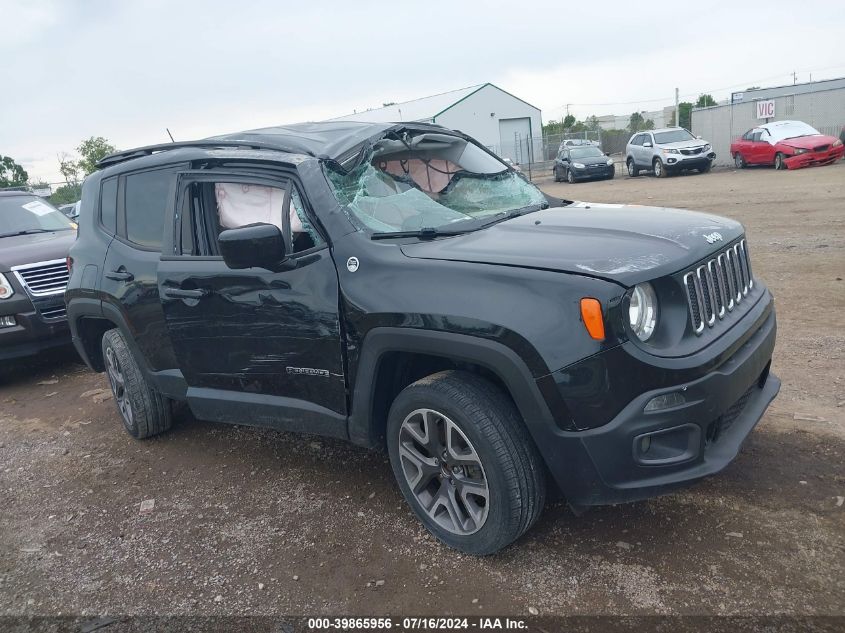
left=371, top=227, right=471, bottom=240
left=0, top=229, right=56, bottom=239
left=476, top=203, right=547, bottom=230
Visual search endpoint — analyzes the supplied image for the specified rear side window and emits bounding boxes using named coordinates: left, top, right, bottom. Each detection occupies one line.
left=100, top=177, right=118, bottom=234
left=124, top=169, right=174, bottom=249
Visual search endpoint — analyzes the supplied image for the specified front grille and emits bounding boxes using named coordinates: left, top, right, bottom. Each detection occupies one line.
left=680, top=147, right=703, bottom=155
left=39, top=305, right=67, bottom=321
left=814, top=144, right=830, bottom=152
left=705, top=384, right=755, bottom=445
left=683, top=240, right=753, bottom=334
left=12, top=259, right=69, bottom=297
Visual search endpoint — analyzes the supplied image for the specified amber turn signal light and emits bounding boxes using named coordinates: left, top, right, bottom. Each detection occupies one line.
left=580, top=298, right=605, bottom=341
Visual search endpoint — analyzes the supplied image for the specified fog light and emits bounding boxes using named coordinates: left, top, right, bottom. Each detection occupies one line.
left=0, top=316, right=16, bottom=328
left=644, top=391, right=686, bottom=412
left=640, top=435, right=651, bottom=454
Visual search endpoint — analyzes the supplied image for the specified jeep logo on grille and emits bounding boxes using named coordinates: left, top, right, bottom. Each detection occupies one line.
left=704, top=232, right=724, bottom=244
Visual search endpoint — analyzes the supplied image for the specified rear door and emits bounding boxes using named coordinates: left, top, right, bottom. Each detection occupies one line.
left=156, top=166, right=347, bottom=437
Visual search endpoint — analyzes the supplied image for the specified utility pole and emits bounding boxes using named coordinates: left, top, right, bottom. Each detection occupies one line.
left=793, top=71, right=798, bottom=85
left=675, top=87, right=680, bottom=128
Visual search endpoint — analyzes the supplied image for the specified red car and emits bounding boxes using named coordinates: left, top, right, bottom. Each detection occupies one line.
left=730, top=120, right=844, bottom=170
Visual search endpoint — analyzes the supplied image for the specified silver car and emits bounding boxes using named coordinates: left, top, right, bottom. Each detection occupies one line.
left=625, top=127, right=716, bottom=178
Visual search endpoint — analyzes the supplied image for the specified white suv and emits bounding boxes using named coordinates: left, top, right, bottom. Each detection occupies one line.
left=626, top=128, right=716, bottom=178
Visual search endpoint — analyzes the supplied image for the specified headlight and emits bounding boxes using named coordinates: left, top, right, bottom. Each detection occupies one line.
left=834, top=139, right=843, bottom=147
left=0, top=273, right=14, bottom=299
left=703, top=144, right=711, bottom=151
left=573, top=162, right=585, bottom=169
left=793, top=147, right=808, bottom=155
left=606, top=158, right=614, bottom=165
left=628, top=282, right=658, bottom=341
left=663, top=148, right=679, bottom=154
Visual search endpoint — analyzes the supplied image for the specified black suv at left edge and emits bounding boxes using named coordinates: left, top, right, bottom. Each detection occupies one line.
left=1, top=191, right=75, bottom=360
left=65, top=121, right=779, bottom=555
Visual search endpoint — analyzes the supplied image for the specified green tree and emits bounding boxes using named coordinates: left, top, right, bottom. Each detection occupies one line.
left=0, top=155, right=28, bottom=188
left=585, top=115, right=600, bottom=131
left=50, top=184, right=82, bottom=206
left=678, top=102, right=693, bottom=129
left=628, top=112, right=645, bottom=133
left=562, top=114, right=576, bottom=129
left=76, top=137, right=117, bottom=176
left=58, top=152, right=80, bottom=186
left=696, top=94, right=717, bottom=107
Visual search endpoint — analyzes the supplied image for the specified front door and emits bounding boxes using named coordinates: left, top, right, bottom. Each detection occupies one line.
left=157, top=168, right=347, bottom=437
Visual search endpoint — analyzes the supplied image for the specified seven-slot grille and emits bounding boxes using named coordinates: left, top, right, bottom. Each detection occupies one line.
left=683, top=239, right=753, bottom=335
left=11, top=259, right=70, bottom=297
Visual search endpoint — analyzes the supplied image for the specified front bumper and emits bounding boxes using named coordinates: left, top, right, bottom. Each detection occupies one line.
left=537, top=292, right=778, bottom=506
left=784, top=145, right=845, bottom=169
left=0, top=292, right=70, bottom=360
left=572, top=164, right=615, bottom=180
left=664, top=151, right=716, bottom=170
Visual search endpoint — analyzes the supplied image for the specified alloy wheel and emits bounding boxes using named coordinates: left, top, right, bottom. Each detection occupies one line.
left=398, top=408, right=489, bottom=536
left=654, top=159, right=663, bottom=177
left=105, top=345, right=133, bottom=426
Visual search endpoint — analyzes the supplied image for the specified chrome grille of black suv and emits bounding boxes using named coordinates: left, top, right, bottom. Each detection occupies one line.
left=12, top=259, right=70, bottom=297
left=683, top=240, right=753, bottom=334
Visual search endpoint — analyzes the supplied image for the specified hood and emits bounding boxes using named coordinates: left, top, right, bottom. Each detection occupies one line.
left=657, top=140, right=709, bottom=150
left=571, top=155, right=612, bottom=166
left=400, top=203, right=743, bottom=286
left=0, top=230, right=76, bottom=271
left=777, top=134, right=837, bottom=150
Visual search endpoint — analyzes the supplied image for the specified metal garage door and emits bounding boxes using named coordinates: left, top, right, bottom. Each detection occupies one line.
left=498, top=117, right=532, bottom=163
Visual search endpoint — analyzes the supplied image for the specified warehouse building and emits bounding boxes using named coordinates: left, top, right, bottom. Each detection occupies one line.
left=328, top=83, right=542, bottom=164
left=691, top=77, right=845, bottom=166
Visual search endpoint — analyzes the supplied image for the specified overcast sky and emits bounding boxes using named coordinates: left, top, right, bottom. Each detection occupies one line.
left=2, top=0, right=844, bottom=184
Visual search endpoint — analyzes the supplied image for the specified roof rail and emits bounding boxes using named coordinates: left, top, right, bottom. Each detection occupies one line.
left=96, top=140, right=310, bottom=169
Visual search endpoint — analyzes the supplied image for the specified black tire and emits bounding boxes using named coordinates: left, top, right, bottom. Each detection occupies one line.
left=653, top=157, right=667, bottom=178
left=553, top=166, right=561, bottom=182
left=774, top=152, right=785, bottom=170
left=627, top=158, right=640, bottom=177
left=386, top=370, right=546, bottom=555
left=734, top=153, right=746, bottom=169
left=566, top=169, right=575, bottom=184
left=101, top=328, right=172, bottom=439
left=698, top=162, right=712, bottom=174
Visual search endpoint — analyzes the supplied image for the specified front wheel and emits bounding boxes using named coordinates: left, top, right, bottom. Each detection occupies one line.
left=101, top=329, right=172, bottom=439
left=653, top=158, right=667, bottom=178
left=774, top=152, right=785, bottom=170
left=386, top=371, right=546, bottom=555
left=698, top=162, right=712, bottom=173
left=566, top=169, right=575, bottom=184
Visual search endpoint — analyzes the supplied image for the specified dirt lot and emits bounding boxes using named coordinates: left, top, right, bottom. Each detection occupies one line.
left=1, top=162, right=844, bottom=619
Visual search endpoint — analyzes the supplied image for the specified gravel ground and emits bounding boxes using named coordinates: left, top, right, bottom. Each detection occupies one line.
left=1, top=161, right=843, bottom=618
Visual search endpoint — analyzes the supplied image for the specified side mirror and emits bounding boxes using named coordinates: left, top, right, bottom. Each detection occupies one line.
left=218, top=223, right=293, bottom=271
left=643, top=142, right=653, bottom=148
left=696, top=135, right=703, bottom=139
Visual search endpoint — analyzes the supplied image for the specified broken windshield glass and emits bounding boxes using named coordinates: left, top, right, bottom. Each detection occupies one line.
left=325, top=131, right=547, bottom=236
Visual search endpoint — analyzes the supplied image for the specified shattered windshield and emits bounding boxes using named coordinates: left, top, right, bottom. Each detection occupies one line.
left=325, top=131, right=547, bottom=235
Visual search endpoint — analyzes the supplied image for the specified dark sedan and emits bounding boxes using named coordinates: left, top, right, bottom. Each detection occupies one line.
left=553, top=146, right=615, bottom=183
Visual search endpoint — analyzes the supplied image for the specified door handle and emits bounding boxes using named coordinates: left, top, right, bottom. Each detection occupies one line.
left=105, top=269, right=134, bottom=282
left=162, top=287, right=209, bottom=300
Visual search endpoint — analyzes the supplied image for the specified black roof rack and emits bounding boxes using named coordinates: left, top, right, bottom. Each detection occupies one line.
left=96, top=139, right=311, bottom=169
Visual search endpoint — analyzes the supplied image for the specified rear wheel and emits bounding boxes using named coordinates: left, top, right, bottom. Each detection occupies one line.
left=386, top=371, right=546, bottom=555
left=627, top=158, right=640, bottom=177
left=774, top=152, right=785, bottom=170
left=101, top=329, right=172, bottom=439
left=734, top=153, right=746, bottom=169
left=653, top=157, right=667, bottom=178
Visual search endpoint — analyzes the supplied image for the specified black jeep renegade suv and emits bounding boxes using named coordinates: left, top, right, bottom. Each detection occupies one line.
left=65, top=121, right=779, bottom=555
